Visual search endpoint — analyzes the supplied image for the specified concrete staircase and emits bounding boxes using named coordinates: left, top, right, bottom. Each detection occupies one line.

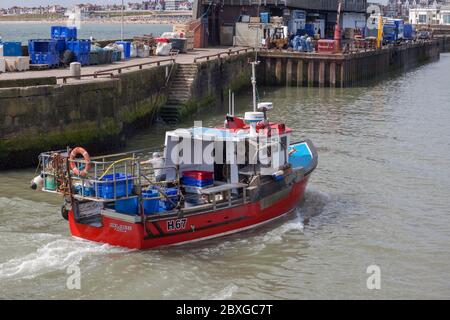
left=159, top=64, right=198, bottom=124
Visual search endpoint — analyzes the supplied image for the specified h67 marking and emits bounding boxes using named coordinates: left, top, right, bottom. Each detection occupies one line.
left=167, top=218, right=187, bottom=231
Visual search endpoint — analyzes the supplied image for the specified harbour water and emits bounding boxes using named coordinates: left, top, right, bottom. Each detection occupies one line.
left=0, top=23, right=172, bottom=43
left=0, top=54, right=449, bottom=299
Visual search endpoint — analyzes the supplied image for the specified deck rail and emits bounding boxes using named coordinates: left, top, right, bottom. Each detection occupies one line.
left=56, top=72, right=116, bottom=84
left=94, top=57, right=176, bottom=76
left=193, top=47, right=255, bottom=63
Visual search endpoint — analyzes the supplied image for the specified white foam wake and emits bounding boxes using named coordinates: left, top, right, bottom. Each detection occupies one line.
left=0, top=238, right=128, bottom=280
left=262, top=217, right=304, bottom=243
left=210, top=284, right=239, bottom=300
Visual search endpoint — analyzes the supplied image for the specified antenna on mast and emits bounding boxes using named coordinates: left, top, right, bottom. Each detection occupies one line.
left=250, top=60, right=260, bottom=112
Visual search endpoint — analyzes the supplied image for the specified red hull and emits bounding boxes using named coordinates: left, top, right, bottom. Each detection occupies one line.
left=68, top=177, right=309, bottom=249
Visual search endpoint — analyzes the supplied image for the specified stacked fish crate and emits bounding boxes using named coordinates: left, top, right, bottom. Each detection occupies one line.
left=181, top=171, right=214, bottom=207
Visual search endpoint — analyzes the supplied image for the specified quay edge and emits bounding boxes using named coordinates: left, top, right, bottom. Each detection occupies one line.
left=258, top=40, right=442, bottom=88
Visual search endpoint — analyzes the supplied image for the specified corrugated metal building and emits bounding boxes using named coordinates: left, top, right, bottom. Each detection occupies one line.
left=193, top=0, right=368, bottom=45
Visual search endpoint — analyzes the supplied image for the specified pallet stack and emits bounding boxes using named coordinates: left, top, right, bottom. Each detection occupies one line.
left=173, top=23, right=194, bottom=51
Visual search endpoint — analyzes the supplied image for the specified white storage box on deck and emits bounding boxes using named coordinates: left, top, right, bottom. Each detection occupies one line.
left=4, top=57, right=30, bottom=72
left=137, top=46, right=150, bottom=58
left=0, top=58, right=6, bottom=73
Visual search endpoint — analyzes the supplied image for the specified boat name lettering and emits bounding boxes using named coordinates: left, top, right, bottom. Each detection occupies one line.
left=167, top=218, right=187, bottom=231
left=109, top=223, right=132, bottom=233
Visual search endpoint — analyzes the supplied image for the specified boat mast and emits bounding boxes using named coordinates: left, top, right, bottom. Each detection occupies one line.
left=251, top=61, right=257, bottom=112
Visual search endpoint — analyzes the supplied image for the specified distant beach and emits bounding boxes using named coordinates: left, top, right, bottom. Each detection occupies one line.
left=0, top=22, right=173, bottom=43
left=0, top=11, right=193, bottom=25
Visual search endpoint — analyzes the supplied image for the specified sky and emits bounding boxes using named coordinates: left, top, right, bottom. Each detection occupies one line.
left=1, top=0, right=388, bottom=7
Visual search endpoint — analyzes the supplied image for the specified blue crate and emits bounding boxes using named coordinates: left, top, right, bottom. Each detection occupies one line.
left=142, top=189, right=160, bottom=215
left=2, top=42, right=22, bottom=56
left=28, top=39, right=57, bottom=54
left=181, top=176, right=214, bottom=187
left=115, top=197, right=139, bottom=215
left=158, top=187, right=178, bottom=211
left=30, top=52, right=60, bottom=66
left=51, top=26, right=77, bottom=40
left=74, top=184, right=95, bottom=197
left=96, top=173, right=134, bottom=199
left=115, top=41, right=131, bottom=59
left=66, top=39, right=91, bottom=55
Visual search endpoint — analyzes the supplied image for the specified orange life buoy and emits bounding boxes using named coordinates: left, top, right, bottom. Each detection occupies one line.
left=69, top=147, right=91, bottom=177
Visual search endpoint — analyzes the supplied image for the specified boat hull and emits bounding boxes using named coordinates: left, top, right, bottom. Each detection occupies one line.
left=68, top=176, right=310, bottom=249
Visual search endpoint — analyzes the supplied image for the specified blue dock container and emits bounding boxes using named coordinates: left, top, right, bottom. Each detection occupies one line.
left=115, top=41, right=131, bottom=59
left=28, top=39, right=58, bottom=54
left=304, top=24, right=315, bottom=37
left=66, top=39, right=91, bottom=65
left=404, top=23, right=415, bottom=40
left=55, top=39, right=66, bottom=53
left=51, top=26, right=77, bottom=40
left=2, top=42, right=22, bottom=56
left=66, top=39, right=91, bottom=55
left=28, top=39, right=60, bottom=66
left=30, top=53, right=60, bottom=67
left=74, top=53, right=89, bottom=66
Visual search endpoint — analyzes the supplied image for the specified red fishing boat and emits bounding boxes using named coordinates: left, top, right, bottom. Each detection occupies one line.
left=31, top=62, right=317, bottom=249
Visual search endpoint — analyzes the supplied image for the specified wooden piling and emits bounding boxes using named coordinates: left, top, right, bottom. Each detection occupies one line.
left=275, top=58, right=282, bottom=85
left=296, top=60, right=303, bottom=87
left=307, top=61, right=314, bottom=87
left=286, top=59, right=293, bottom=86
left=330, top=62, right=336, bottom=88
left=319, top=61, right=325, bottom=87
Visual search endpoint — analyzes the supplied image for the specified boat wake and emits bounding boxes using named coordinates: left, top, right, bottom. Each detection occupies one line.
left=297, top=188, right=332, bottom=224
left=261, top=214, right=305, bottom=243
left=209, top=284, right=239, bottom=300
left=0, top=238, right=129, bottom=281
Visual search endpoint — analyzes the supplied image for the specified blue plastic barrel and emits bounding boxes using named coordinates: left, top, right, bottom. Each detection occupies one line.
left=115, top=41, right=131, bottom=59
left=260, top=12, right=270, bottom=24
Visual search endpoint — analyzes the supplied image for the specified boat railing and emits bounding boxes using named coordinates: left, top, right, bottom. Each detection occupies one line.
left=38, top=148, right=182, bottom=206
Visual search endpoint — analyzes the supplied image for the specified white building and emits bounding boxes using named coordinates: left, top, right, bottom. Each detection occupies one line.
left=439, top=5, right=450, bottom=24
left=165, top=0, right=183, bottom=11
left=409, top=4, right=450, bottom=24
left=409, top=7, right=439, bottom=24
